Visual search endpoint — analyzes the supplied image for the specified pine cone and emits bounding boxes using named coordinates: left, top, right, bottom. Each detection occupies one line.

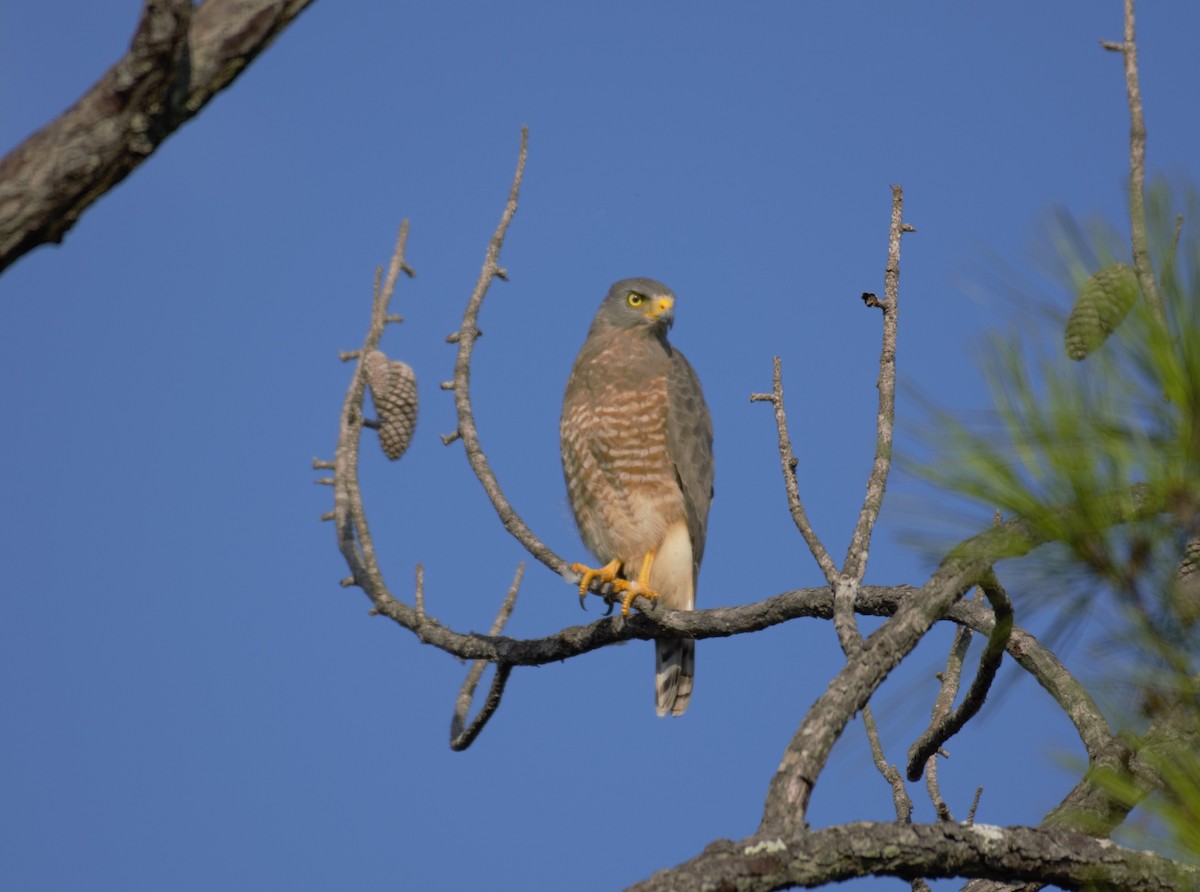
left=364, top=350, right=418, bottom=460
left=1064, top=263, right=1139, bottom=360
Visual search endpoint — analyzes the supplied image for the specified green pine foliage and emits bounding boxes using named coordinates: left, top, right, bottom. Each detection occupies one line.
left=921, top=180, right=1200, bottom=859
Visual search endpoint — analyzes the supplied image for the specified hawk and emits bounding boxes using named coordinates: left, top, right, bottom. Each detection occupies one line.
left=561, top=278, right=714, bottom=716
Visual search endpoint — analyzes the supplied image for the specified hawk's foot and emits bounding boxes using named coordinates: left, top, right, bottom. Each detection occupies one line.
left=571, top=559, right=623, bottom=609
left=618, top=548, right=660, bottom=616
left=619, top=580, right=660, bottom=617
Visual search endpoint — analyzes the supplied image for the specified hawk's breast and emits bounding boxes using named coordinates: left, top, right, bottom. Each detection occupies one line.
left=561, top=337, right=685, bottom=566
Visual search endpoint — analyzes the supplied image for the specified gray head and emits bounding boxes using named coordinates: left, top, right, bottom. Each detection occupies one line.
left=589, top=277, right=676, bottom=337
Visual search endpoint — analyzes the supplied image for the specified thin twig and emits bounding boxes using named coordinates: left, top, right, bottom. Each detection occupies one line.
left=842, top=184, right=909, bottom=582
left=750, top=357, right=838, bottom=585
left=906, top=572, right=1014, bottom=780
left=860, top=705, right=933, bottom=892
left=1104, top=0, right=1164, bottom=322
left=966, top=787, right=983, bottom=824
left=925, top=617, right=973, bottom=821
left=861, top=704, right=915, bottom=823
left=448, top=127, right=569, bottom=578
left=449, top=563, right=524, bottom=751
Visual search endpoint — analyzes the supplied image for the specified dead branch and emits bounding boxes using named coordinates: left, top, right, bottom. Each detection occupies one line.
left=842, top=184, right=910, bottom=582
left=750, top=357, right=839, bottom=585
left=754, top=488, right=1164, bottom=837
left=332, top=222, right=412, bottom=602
left=0, top=0, right=315, bottom=274
left=925, top=613, right=973, bottom=821
left=861, top=703, right=917, bottom=824
left=907, top=572, right=1014, bottom=780
left=627, top=822, right=1199, bottom=892
left=1102, top=0, right=1163, bottom=321
left=449, top=564, right=523, bottom=751
left=444, top=127, right=571, bottom=580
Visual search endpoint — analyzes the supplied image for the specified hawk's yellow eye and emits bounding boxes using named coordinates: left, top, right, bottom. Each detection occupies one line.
left=626, top=292, right=645, bottom=308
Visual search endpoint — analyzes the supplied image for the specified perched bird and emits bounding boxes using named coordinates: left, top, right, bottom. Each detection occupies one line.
left=561, top=278, right=714, bottom=716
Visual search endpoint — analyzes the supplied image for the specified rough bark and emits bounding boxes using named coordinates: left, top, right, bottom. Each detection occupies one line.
left=0, top=0, right=315, bottom=274
left=627, top=823, right=1198, bottom=892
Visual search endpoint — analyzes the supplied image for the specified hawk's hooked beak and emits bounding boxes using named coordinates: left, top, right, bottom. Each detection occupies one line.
left=646, top=295, right=675, bottom=327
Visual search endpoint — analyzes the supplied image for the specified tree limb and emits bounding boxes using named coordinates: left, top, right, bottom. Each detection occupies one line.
left=445, top=127, right=571, bottom=579
left=449, top=563, right=523, bottom=751
left=925, top=608, right=974, bottom=821
left=750, top=357, right=839, bottom=586
left=907, top=571, right=1014, bottom=780
left=842, top=184, right=911, bottom=582
left=1102, top=0, right=1164, bottom=321
left=626, top=822, right=1199, bottom=892
left=0, top=0, right=316, bottom=275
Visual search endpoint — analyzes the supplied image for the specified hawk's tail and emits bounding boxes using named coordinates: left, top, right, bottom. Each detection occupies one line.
left=655, top=638, right=694, bottom=717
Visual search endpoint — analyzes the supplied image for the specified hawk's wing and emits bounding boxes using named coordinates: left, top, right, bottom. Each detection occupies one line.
left=666, top=349, right=714, bottom=575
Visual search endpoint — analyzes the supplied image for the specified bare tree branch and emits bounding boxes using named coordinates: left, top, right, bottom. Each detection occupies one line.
left=754, top=492, right=1166, bottom=836
left=759, top=554, right=980, bottom=833
left=907, top=572, right=1014, bottom=780
left=1101, top=0, right=1164, bottom=321
left=833, top=186, right=913, bottom=656
left=925, top=613, right=973, bottom=821
left=332, top=222, right=411, bottom=602
left=627, top=822, right=1199, bottom=892
left=861, top=703, right=919, bottom=825
left=842, top=184, right=911, bottom=582
left=750, top=357, right=839, bottom=586
left=445, top=127, right=571, bottom=581
left=0, top=0, right=316, bottom=275
left=449, top=563, right=523, bottom=751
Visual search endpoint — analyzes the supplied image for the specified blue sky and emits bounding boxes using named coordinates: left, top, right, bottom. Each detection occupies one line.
left=2, top=2, right=1198, bottom=890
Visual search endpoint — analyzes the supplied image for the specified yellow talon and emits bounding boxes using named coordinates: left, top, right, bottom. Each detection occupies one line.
left=620, top=582, right=659, bottom=616
left=572, top=550, right=661, bottom=615
left=571, top=559, right=623, bottom=606
left=619, top=549, right=660, bottom=616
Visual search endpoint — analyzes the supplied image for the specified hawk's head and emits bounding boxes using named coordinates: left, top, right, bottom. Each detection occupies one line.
left=593, top=278, right=676, bottom=335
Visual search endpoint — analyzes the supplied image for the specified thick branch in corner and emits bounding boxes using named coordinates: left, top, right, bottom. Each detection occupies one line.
left=0, top=0, right=316, bottom=275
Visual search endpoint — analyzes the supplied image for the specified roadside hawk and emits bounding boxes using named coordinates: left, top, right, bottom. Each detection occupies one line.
left=561, top=278, right=714, bottom=717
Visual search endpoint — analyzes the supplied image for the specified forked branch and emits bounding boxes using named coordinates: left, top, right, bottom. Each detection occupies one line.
left=450, top=564, right=524, bottom=751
